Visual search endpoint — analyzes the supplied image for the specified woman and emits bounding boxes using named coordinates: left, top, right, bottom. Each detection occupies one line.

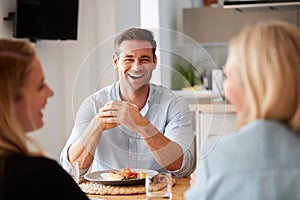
left=0, top=38, right=89, bottom=200
left=185, top=20, right=300, bottom=199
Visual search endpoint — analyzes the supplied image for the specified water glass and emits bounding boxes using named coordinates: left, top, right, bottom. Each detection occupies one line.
left=67, top=162, right=80, bottom=184
left=145, top=173, right=172, bottom=200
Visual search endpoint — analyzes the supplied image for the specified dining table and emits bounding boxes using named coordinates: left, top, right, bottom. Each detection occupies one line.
left=85, top=177, right=191, bottom=200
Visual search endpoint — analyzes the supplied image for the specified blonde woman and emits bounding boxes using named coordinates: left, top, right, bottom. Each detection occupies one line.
left=185, top=20, right=300, bottom=199
left=0, top=39, right=89, bottom=200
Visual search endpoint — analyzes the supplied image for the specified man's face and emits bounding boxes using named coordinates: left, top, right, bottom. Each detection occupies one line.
left=113, top=40, right=157, bottom=92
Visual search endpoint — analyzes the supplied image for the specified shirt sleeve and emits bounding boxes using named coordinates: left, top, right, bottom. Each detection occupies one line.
left=163, top=95, right=195, bottom=177
left=60, top=95, right=98, bottom=175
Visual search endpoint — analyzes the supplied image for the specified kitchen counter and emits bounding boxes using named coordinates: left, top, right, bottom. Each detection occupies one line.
left=174, top=90, right=235, bottom=113
left=174, top=89, right=221, bottom=101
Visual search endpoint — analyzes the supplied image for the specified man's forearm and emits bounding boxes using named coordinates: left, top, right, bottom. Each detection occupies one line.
left=138, top=121, right=183, bottom=171
left=68, top=117, right=102, bottom=169
left=152, top=141, right=183, bottom=171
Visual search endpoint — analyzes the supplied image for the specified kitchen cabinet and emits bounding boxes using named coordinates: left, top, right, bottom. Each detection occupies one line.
left=192, top=104, right=237, bottom=163
left=184, top=103, right=236, bottom=165
left=177, top=90, right=237, bottom=164
left=183, top=7, right=299, bottom=43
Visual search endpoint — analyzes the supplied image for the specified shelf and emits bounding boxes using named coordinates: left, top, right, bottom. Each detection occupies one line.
left=174, top=90, right=235, bottom=113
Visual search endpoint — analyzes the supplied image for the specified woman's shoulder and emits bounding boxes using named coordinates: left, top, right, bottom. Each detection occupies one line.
left=0, top=155, right=89, bottom=200
left=1, top=155, right=62, bottom=176
left=209, top=119, right=299, bottom=144
left=201, top=119, right=300, bottom=171
left=3, top=154, right=57, bottom=165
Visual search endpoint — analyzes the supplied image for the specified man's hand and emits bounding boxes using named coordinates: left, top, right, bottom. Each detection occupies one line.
left=97, top=115, right=118, bottom=131
left=98, top=100, right=183, bottom=171
left=98, top=100, right=149, bottom=132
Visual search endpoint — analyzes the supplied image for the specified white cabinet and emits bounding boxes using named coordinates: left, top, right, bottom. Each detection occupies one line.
left=199, top=112, right=237, bottom=142
left=178, top=90, right=237, bottom=165
left=190, top=104, right=237, bottom=165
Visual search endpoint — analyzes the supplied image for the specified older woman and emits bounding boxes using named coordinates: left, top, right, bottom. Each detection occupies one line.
left=185, top=20, right=300, bottom=199
left=0, top=39, right=89, bottom=200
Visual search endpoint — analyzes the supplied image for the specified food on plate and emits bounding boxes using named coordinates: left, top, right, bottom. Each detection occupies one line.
left=139, top=171, right=146, bottom=179
left=101, top=167, right=139, bottom=181
left=101, top=172, right=123, bottom=180
left=119, top=167, right=139, bottom=180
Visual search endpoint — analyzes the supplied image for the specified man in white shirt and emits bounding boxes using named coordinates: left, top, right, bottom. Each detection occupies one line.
left=60, top=28, right=195, bottom=177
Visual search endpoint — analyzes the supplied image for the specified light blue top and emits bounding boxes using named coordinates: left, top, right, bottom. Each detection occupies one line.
left=185, top=119, right=300, bottom=200
left=60, top=82, right=195, bottom=177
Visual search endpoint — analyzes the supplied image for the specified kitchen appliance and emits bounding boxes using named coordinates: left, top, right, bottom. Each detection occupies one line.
left=223, top=0, right=300, bottom=12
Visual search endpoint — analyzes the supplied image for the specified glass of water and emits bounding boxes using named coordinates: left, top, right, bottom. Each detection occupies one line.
left=145, top=173, right=172, bottom=200
left=66, top=162, right=80, bottom=184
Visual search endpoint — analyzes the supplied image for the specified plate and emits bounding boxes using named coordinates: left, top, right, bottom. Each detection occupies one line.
left=84, top=168, right=158, bottom=186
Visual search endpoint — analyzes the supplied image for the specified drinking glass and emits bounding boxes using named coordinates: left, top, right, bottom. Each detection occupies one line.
left=66, top=162, right=80, bottom=184
left=145, top=173, right=172, bottom=200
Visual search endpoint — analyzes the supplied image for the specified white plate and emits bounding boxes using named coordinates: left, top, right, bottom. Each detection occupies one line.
left=84, top=168, right=158, bottom=186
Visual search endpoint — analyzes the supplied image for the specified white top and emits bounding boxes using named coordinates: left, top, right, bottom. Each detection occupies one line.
left=185, top=119, right=300, bottom=199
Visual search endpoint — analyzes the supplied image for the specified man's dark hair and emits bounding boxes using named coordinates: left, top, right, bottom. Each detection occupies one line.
left=114, top=28, right=157, bottom=57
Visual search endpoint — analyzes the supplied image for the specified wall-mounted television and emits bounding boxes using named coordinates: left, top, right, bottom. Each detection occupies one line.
left=14, top=0, right=79, bottom=42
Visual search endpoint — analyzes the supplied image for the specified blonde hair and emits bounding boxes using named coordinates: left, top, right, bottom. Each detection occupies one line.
left=229, top=20, right=300, bottom=131
left=0, top=38, right=44, bottom=156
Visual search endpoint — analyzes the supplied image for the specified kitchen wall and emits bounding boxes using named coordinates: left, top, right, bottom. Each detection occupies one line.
left=0, top=0, right=227, bottom=161
left=1, top=0, right=117, bottom=160
left=172, top=1, right=228, bottom=89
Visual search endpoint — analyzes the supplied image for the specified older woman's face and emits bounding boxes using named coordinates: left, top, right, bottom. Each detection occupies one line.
left=223, top=52, right=246, bottom=113
left=14, top=57, right=54, bottom=132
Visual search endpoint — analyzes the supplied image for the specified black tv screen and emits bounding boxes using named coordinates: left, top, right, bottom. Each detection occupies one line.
left=15, top=0, right=79, bottom=41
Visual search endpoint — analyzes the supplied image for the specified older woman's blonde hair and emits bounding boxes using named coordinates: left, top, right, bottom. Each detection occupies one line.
left=229, top=20, right=300, bottom=131
left=0, top=38, right=44, bottom=156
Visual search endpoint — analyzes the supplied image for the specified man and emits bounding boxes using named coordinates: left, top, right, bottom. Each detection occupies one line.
left=60, top=28, right=195, bottom=177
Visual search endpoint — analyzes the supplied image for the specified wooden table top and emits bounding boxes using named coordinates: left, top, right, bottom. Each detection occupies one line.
left=87, top=177, right=190, bottom=200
